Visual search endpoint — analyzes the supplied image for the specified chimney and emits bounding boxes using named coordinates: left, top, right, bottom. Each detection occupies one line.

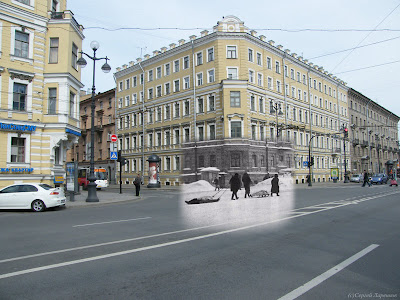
left=129, top=61, right=135, bottom=67
left=116, top=67, right=121, bottom=72
left=136, top=58, right=142, bottom=63
left=144, top=54, right=150, bottom=60
left=178, top=39, right=185, bottom=45
left=277, top=45, right=283, bottom=50
left=153, top=50, right=160, bottom=56
left=161, top=47, right=167, bottom=53
left=169, top=43, right=176, bottom=49
left=250, top=30, right=257, bottom=36
left=259, top=35, right=266, bottom=41
left=268, top=40, right=275, bottom=46
left=122, top=64, right=127, bottom=69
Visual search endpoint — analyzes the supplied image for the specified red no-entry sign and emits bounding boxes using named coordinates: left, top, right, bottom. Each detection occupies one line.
left=110, top=134, right=117, bottom=142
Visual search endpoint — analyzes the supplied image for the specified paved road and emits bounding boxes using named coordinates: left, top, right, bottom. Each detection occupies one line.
left=0, top=184, right=399, bottom=299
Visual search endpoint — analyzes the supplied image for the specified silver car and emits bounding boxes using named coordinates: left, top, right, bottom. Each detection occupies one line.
left=0, top=183, right=66, bottom=212
left=350, top=174, right=362, bottom=183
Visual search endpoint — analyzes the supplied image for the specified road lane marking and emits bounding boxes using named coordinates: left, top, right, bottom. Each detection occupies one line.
left=0, top=190, right=398, bottom=266
left=278, top=244, right=379, bottom=300
left=73, top=217, right=152, bottom=227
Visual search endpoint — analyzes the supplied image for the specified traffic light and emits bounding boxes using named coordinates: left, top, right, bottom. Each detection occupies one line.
left=344, top=127, right=348, bottom=138
left=117, top=150, right=127, bottom=166
left=309, top=157, right=314, bottom=166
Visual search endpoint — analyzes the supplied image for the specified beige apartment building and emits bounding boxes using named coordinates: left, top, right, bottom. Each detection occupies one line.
left=0, top=0, right=84, bottom=188
left=66, top=88, right=117, bottom=184
left=348, top=88, right=399, bottom=176
left=114, top=16, right=351, bottom=186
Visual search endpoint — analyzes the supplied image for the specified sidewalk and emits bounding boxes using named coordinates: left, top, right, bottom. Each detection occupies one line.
left=294, top=181, right=362, bottom=189
left=65, top=184, right=180, bottom=208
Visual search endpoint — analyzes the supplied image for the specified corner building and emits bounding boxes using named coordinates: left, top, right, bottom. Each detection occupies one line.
left=114, top=16, right=349, bottom=186
left=0, top=0, right=84, bottom=188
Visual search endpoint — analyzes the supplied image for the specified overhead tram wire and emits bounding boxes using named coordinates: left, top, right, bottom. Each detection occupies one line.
left=330, top=2, right=400, bottom=72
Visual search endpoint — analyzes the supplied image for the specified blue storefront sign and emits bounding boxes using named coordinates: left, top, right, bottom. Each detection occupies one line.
left=0, top=168, right=34, bottom=173
left=66, top=128, right=81, bottom=136
left=0, top=122, right=36, bottom=132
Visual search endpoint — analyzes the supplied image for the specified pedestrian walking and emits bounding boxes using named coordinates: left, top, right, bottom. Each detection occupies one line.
left=229, top=173, right=241, bottom=200
left=271, top=174, right=280, bottom=196
left=134, top=173, right=141, bottom=196
left=242, top=172, right=252, bottom=198
left=362, top=170, right=371, bottom=187
left=213, top=177, right=220, bottom=191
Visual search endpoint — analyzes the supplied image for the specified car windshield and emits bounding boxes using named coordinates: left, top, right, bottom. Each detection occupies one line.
left=39, top=184, right=54, bottom=190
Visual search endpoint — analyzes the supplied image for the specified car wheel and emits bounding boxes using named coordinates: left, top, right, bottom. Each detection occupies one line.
left=31, top=200, right=46, bottom=212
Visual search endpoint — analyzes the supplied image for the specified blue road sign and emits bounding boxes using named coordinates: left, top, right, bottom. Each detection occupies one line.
left=110, top=151, right=118, bottom=160
left=303, top=161, right=309, bottom=167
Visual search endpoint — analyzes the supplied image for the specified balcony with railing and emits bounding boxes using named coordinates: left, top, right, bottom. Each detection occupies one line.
left=49, top=10, right=82, bottom=32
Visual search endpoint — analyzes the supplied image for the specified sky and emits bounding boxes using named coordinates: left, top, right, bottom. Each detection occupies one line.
left=68, top=0, right=400, bottom=124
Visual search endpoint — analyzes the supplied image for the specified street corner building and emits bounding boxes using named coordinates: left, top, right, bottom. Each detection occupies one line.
left=113, top=16, right=400, bottom=187
left=0, top=0, right=84, bottom=188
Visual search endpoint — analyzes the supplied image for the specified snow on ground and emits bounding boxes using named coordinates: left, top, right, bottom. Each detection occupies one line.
left=180, top=175, right=295, bottom=229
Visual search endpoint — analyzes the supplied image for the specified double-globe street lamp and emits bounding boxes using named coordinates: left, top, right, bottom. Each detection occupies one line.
left=266, top=101, right=283, bottom=173
left=77, top=41, right=111, bottom=202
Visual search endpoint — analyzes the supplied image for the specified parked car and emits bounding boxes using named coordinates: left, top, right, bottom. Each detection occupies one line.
left=350, top=174, right=363, bottom=183
left=0, top=183, right=66, bottom=212
left=370, top=173, right=389, bottom=185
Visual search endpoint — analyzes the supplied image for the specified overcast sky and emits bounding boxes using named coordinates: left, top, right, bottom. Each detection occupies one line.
left=68, top=0, right=400, bottom=123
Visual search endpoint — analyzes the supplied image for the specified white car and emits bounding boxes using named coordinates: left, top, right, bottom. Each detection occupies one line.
left=0, top=183, right=66, bottom=212
left=350, top=174, right=363, bottom=183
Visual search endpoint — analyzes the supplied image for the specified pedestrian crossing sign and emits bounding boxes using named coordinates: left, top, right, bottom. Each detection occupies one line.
left=110, top=151, right=118, bottom=160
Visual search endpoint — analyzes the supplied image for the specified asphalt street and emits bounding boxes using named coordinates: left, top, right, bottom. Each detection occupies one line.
left=0, top=183, right=399, bottom=300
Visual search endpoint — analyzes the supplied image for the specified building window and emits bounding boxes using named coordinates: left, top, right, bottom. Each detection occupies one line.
left=231, top=153, right=240, bottom=167
left=156, top=66, right=162, bottom=79
left=259, top=97, right=264, bottom=113
left=258, top=73, right=263, bottom=86
left=183, top=56, right=189, bottom=69
left=249, top=70, right=254, bottom=83
left=267, top=57, right=272, bottom=69
left=174, top=129, right=180, bottom=144
left=231, top=121, right=242, bottom=138
left=148, top=88, right=153, bottom=100
left=184, top=76, right=190, bottom=89
left=16, top=0, right=30, bottom=4
left=248, top=49, right=253, bottom=62
left=48, top=88, right=57, bottom=114
left=165, top=63, right=170, bottom=76
left=209, top=124, right=216, bottom=140
left=173, top=80, right=180, bottom=92
left=230, top=91, right=240, bottom=107
left=184, top=128, right=190, bottom=142
left=198, top=155, right=205, bottom=168
left=15, top=31, right=29, bottom=58
left=69, top=92, right=75, bottom=117
left=197, top=98, right=204, bottom=113
left=148, top=70, right=153, bottom=82
left=165, top=131, right=170, bottom=146
left=276, top=81, right=281, bottom=93
left=198, top=126, right=204, bottom=141
left=11, top=137, right=25, bottom=162
left=251, top=125, right=256, bottom=140
left=156, top=86, right=162, bottom=97
left=174, top=102, right=180, bottom=118
left=250, top=95, right=255, bottom=111
left=165, top=83, right=170, bottom=95
left=174, top=60, right=180, bottom=72
left=275, top=61, right=281, bottom=74
left=268, top=77, right=273, bottom=89
left=72, top=43, right=78, bottom=69
left=228, top=68, right=238, bottom=80
left=49, top=37, right=59, bottom=63
left=166, top=157, right=171, bottom=170
left=13, top=83, right=27, bottom=111
left=208, top=69, right=215, bottom=83
left=227, top=46, right=237, bottom=58
left=257, top=53, right=262, bottom=65
left=208, top=95, right=215, bottom=111
left=165, top=105, right=170, bottom=120
left=210, top=155, right=216, bottom=167
left=208, top=48, right=214, bottom=62
left=197, top=73, right=203, bottom=86
left=184, top=101, right=190, bottom=116
left=196, top=52, right=203, bottom=65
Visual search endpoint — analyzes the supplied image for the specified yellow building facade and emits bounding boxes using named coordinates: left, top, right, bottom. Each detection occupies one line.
left=0, top=0, right=84, bottom=188
left=114, top=16, right=350, bottom=186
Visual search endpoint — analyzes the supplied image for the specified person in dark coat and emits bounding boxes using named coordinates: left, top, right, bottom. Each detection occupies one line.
left=134, top=173, right=141, bottom=196
left=213, top=177, right=220, bottom=191
left=229, top=173, right=241, bottom=200
left=242, top=172, right=252, bottom=198
left=271, top=174, right=280, bottom=196
left=362, top=170, right=371, bottom=187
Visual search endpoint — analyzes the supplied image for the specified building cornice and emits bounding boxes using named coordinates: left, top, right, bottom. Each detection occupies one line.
left=0, top=2, right=47, bottom=29
left=44, top=72, right=84, bottom=89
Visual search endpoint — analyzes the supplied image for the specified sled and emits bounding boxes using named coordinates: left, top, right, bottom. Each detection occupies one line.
left=185, top=196, right=220, bottom=205
left=251, top=190, right=270, bottom=198
left=389, top=179, right=398, bottom=187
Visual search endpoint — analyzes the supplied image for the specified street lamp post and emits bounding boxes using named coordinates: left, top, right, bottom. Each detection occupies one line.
left=77, top=41, right=111, bottom=202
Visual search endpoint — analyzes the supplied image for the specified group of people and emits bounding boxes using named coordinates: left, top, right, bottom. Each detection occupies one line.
left=226, top=172, right=280, bottom=200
